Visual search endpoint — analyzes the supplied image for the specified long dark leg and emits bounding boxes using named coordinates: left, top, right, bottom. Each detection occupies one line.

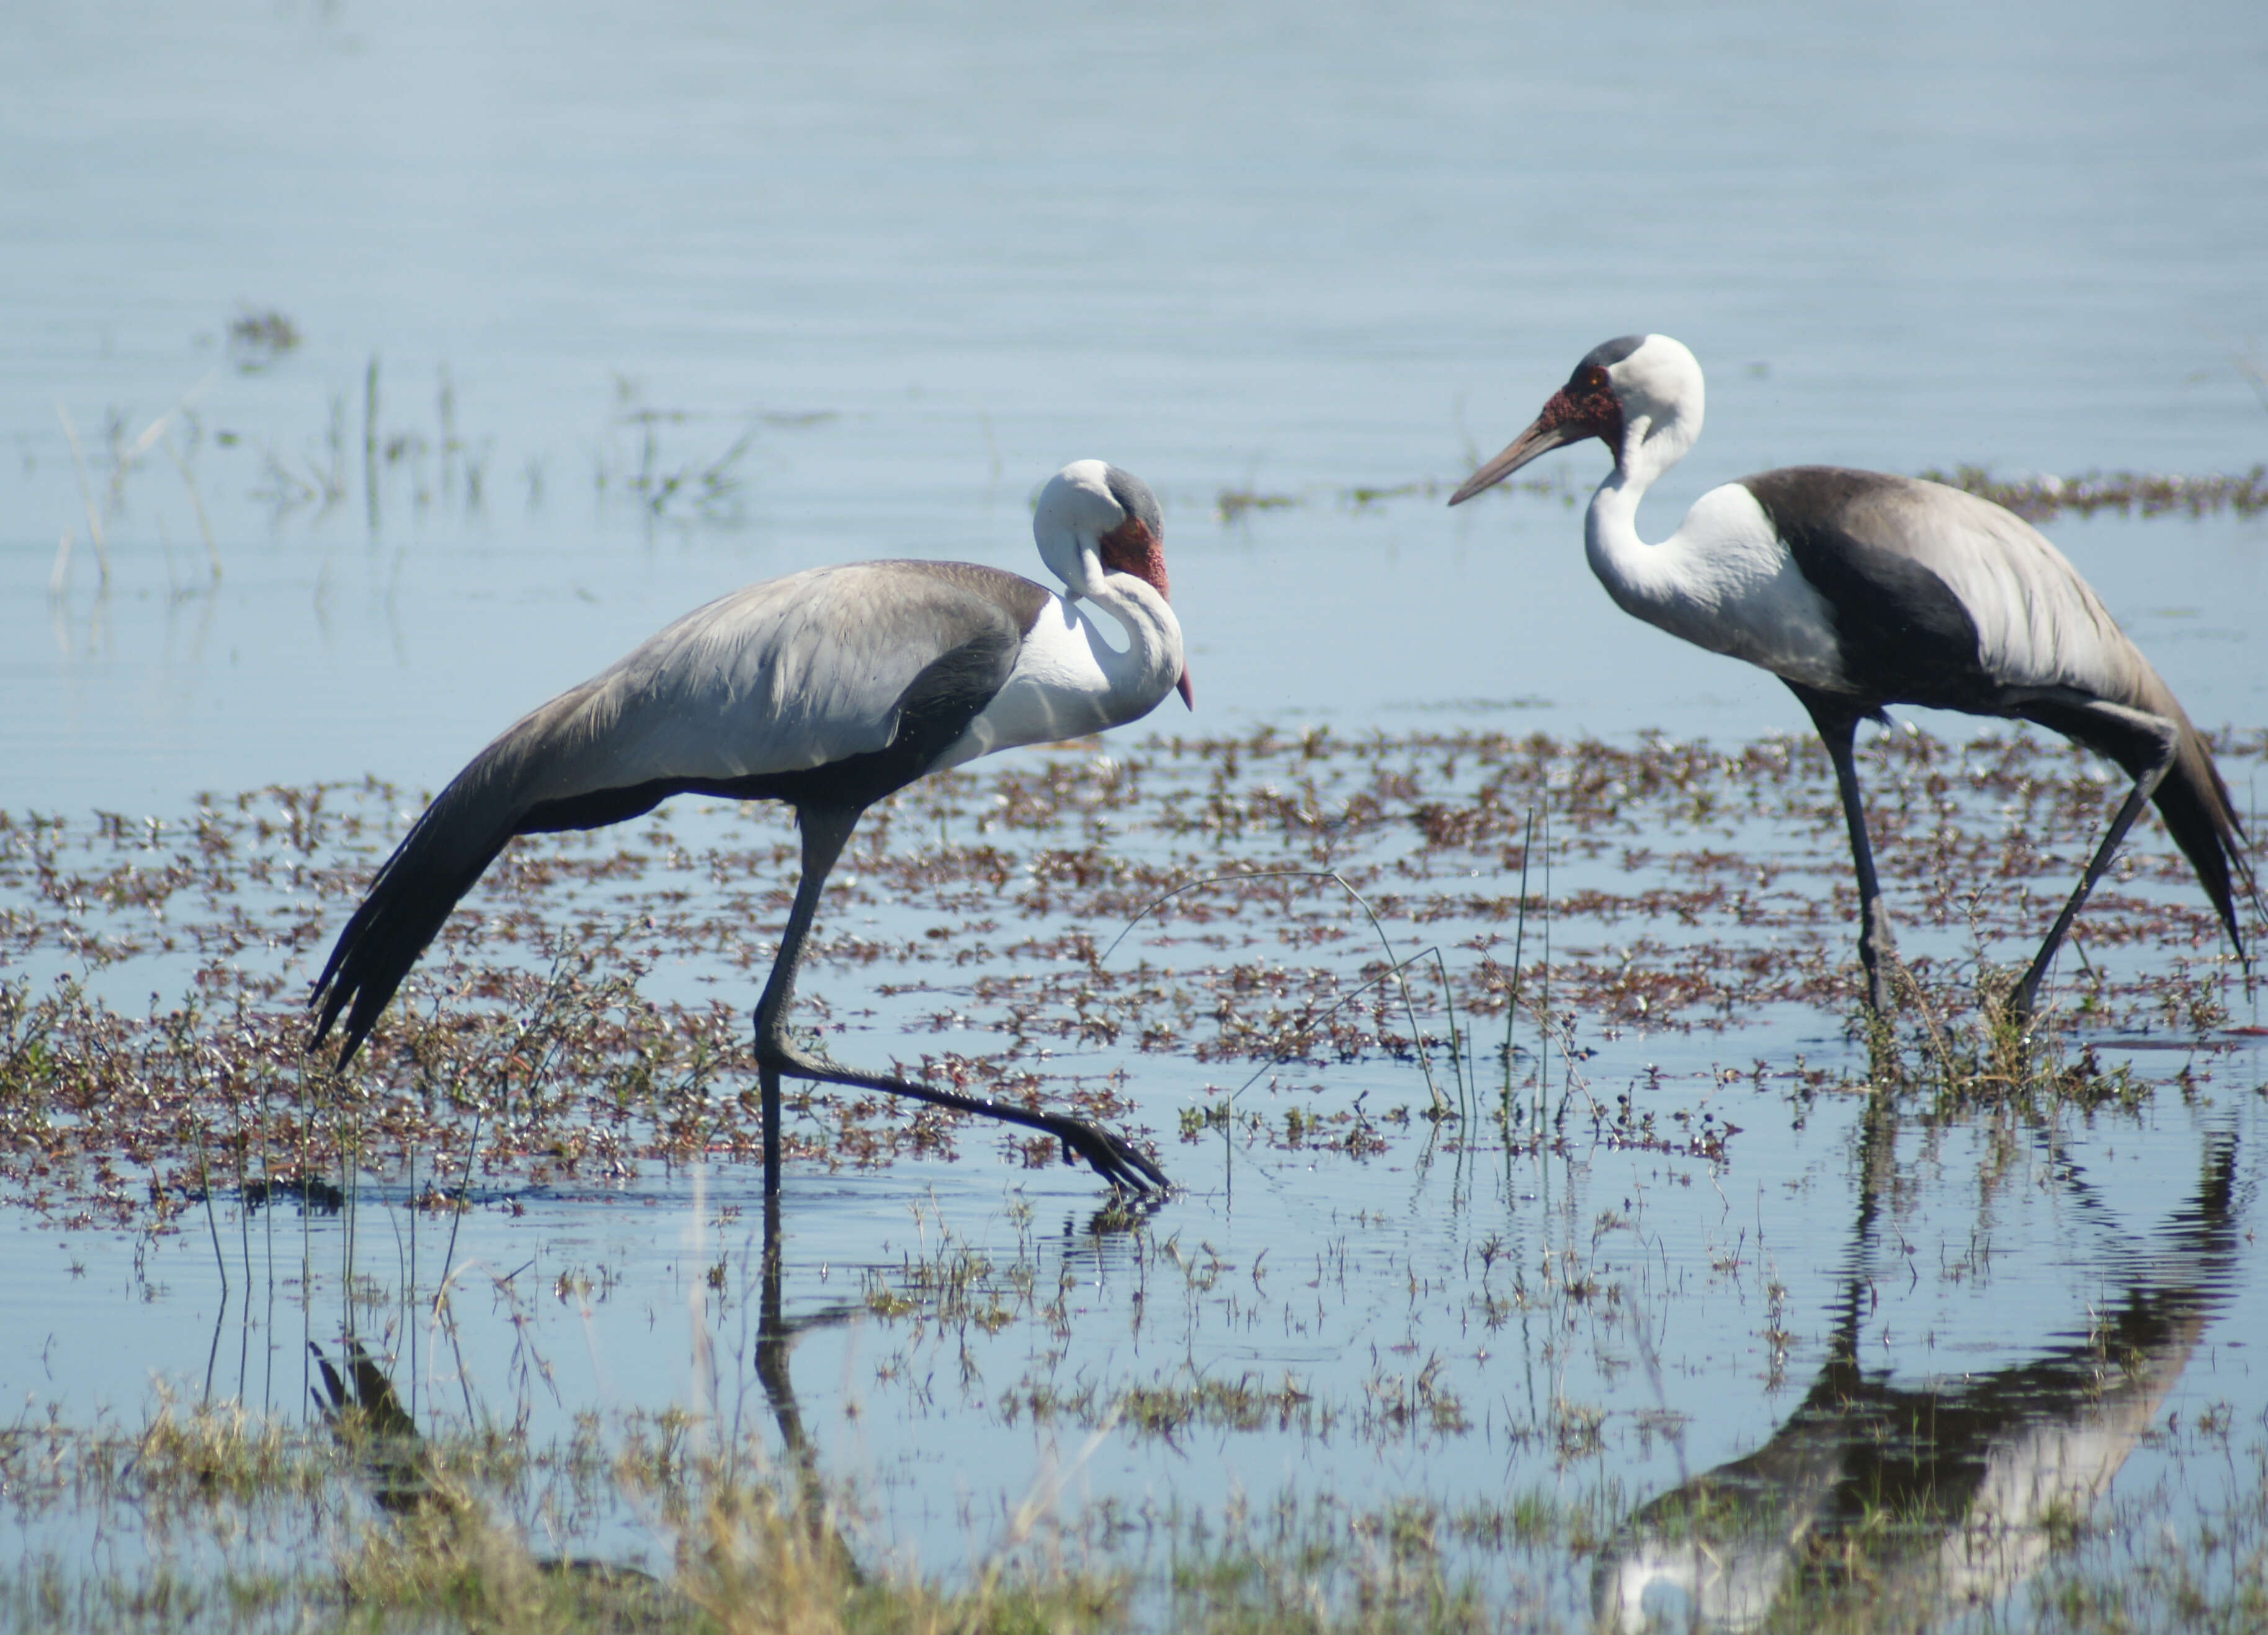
left=759, top=1064, right=783, bottom=1195
left=2010, top=701, right=2179, bottom=1020
left=1824, top=721, right=1899, bottom=1015
left=750, top=806, right=857, bottom=1196
left=754, top=803, right=1167, bottom=1196
left=1790, top=687, right=1898, bottom=1014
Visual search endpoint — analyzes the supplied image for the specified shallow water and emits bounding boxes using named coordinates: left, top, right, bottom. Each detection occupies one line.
left=7, top=1040, right=2266, bottom=1626
left=6, top=0, right=2268, bottom=1625
left=7, top=734, right=2266, bottom=1626
left=9, top=0, right=2268, bottom=818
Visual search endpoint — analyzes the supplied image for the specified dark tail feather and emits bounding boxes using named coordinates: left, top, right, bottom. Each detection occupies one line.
left=310, top=681, right=684, bottom=1067
left=2090, top=659, right=2262, bottom=966
left=311, top=672, right=626, bottom=1065
left=309, top=780, right=522, bottom=1066
left=2150, top=724, right=2259, bottom=965
left=2036, top=666, right=2260, bottom=968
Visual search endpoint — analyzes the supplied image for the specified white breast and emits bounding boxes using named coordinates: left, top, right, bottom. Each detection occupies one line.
left=1591, top=482, right=1848, bottom=691
left=935, top=595, right=1123, bottom=767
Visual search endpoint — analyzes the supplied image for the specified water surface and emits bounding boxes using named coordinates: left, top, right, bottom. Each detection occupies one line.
left=4, top=0, right=2267, bottom=1625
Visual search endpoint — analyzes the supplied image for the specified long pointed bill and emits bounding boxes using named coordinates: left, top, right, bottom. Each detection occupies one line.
left=1447, top=403, right=1587, bottom=506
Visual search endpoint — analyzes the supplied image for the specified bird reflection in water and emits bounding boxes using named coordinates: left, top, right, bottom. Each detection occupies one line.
left=1592, top=1116, right=2243, bottom=1633
left=311, top=1188, right=867, bottom=1603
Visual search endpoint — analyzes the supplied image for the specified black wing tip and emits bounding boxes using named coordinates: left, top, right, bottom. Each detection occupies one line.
left=303, top=811, right=514, bottom=1075
left=2229, top=857, right=2265, bottom=971
left=305, top=984, right=368, bottom=1071
left=2154, top=736, right=2260, bottom=964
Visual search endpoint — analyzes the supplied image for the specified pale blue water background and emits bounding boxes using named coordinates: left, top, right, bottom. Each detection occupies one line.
left=6, top=0, right=2267, bottom=818
left=5, top=0, right=2268, bottom=1622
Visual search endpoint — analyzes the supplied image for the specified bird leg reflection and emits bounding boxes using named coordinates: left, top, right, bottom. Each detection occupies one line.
left=1591, top=1122, right=2243, bottom=1633
left=755, top=1188, right=863, bottom=1585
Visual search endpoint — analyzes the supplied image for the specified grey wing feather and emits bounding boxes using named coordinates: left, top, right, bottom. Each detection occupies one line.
left=311, top=560, right=1047, bottom=1061
left=1758, top=469, right=2256, bottom=955
left=509, top=561, right=1019, bottom=792
left=1836, top=473, right=2145, bottom=700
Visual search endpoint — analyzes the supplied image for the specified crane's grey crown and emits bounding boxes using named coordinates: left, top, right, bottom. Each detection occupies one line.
left=1102, top=465, right=1164, bottom=539
left=1580, top=335, right=1647, bottom=376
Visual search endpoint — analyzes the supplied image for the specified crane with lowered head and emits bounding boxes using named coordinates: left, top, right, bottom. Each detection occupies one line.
left=313, top=460, right=1189, bottom=1195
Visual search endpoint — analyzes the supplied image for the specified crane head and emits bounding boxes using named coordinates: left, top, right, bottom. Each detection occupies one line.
left=1037, top=460, right=1192, bottom=707
left=1448, top=334, right=1704, bottom=505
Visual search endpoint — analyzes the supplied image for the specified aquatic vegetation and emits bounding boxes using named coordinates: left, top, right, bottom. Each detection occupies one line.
left=2, top=726, right=2259, bottom=1222
left=2, top=726, right=2262, bottom=1632
left=1919, top=464, right=2268, bottom=523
